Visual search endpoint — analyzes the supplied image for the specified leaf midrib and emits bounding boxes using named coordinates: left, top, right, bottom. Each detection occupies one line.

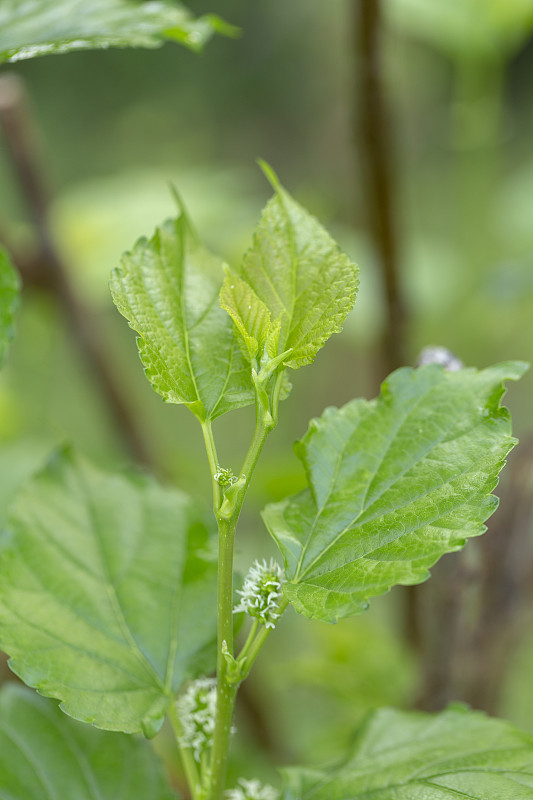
left=302, top=764, right=532, bottom=800
left=29, top=697, right=105, bottom=800
left=79, top=468, right=167, bottom=694
left=295, top=466, right=487, bottom=588
left=0, top=723, right=57, bottom=800
left=294, top=380, right=485, bottom=582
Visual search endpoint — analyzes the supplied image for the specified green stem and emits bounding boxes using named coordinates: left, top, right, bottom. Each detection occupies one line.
left=201, top=419, right=221, bottom=512
left=207, top=376, right=282, bottom=800
left=168, top=701, right=202, bottom=800
left=236, top=619, right=260, bottom=664
left=238, top=597, right=289, bottom=682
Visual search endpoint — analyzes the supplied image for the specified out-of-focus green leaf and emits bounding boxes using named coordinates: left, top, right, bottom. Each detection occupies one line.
left=0, top=0, right=237, bottom=65
left=0, top=684, right=176, bottom=800
left=221, top=163, right=359, bottom=371
left=263, top=362, right=527, bottom=622
left=110, top=211, right=254, bottom=422
left=0, top=247, right=19, bottom=368
left=387, top=0, right=533, bottom=59
left=281, top=705, right=533, bottom=799
left=0, top=448, right=218, bottom=736
left=0, top=439, right=52, bottom=528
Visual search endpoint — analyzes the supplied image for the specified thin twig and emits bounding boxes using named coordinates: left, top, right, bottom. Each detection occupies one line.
left=354, top=0, right=407, bottom=379
left=353, top=0, right=420, bottom=655
left=414, top=441, right=533, bottom=712
left=0, top=73, right=153, bottom=467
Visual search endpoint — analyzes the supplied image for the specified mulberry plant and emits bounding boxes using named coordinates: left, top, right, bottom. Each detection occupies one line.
left=0, top=162, right=532, bottom=800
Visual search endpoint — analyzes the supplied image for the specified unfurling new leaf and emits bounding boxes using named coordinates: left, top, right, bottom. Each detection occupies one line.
left=281, top=705, right=533, bottom=799
left=0, top=448, right=218, bottom=736
left=221, top=162, right=359, bottom=372
left=263, top=361, right=527, bottom=622
left=110, top=211, right=254, bottom=421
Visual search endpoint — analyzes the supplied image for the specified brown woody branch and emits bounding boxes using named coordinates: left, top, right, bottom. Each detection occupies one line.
left=0, top=73, right=153, bottom=467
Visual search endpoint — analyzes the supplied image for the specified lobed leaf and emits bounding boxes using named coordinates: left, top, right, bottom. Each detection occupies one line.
left=0, top=448, right=218, bottom=736
left=281, top=705, right=533, bottom=799
left=0, top=247, right=20, bottom=368
left=263, top=362, right=528, bottom=622
left=0, top=684, right=176, bottom=800
left=222, top=163, right=359, bottom=371
left=0, top=0, right=236, bottom=65
left=110, top=212, right=254, bottom=422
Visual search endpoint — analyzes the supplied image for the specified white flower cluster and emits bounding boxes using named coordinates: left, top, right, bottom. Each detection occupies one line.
left=234, top=559, right=285, bottom=629
left=176, top=677, right=217, bottom=761
left=225, top=778, right=279, bottom=800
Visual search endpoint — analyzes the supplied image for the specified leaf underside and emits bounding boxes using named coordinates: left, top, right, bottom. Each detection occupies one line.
left=0, top=247, right=20, bottom=368
left=0, top=448, right=218, bottom=736
left=0, top=684, right=176, bottom=800
left=263, top=361, right=527, bottom=622
left=0, top=0, right=233, bottom=65
left=281, top=705, right=533, bottom=799
left=110, top=213, right=254, bottom=421
left=221, top=165, right=359, bottom=370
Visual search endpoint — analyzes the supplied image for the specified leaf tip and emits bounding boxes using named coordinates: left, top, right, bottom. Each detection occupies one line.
left=168, top=181, right=185, bottom=214
left=202, top=14, right=242, bottom=40
left=257, top=158, right=281, bottom=191
left=141, top=713, right=165, bottom=739
left=505, top=360, right=530, bottom=380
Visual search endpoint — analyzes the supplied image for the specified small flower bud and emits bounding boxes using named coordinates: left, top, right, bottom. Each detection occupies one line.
left=225, top=778, right=279, bottom=800
left=214, top=465, right=238, bottom=487
left=234, top=559, right=285, bottom=629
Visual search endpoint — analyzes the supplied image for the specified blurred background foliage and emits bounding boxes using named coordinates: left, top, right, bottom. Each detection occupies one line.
left=1, top=0, right=533, bottom=788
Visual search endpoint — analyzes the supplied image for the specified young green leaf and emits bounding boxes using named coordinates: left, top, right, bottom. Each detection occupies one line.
left=222, top=163, right=359, bottom=371
left=110, top=212, right=254, bottom=422
left=0, top=246, right=20, bottom=368
left=281, top=705, right=533, bottom=799
left=263, top=362, right=528, bottom=622
left=0, top=684, right=176, bottom=800
left=0, top=0, right=237, bottom=65
left=220, top=268, right=280, bottom=365
left=0, top=448, right=218, bottom=736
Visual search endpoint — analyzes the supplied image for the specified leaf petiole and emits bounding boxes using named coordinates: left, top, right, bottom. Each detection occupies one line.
left=201, top=419, right=222, bottom=512
left=235, top=596, right=289, bottom=684
left=235, top=619, right=260, bottom=666
left=168, top=701, right=203, bottom=800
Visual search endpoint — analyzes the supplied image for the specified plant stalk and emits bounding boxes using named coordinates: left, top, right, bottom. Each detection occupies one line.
left=207, top=377, right=280, bottom=800
left=354, top=0, right=406, bottom=379
left=168, top=701, right=202, bottom=800
left=201, top=420, right=222, bottom=512
left=237, top=596, right=288, bottom=683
